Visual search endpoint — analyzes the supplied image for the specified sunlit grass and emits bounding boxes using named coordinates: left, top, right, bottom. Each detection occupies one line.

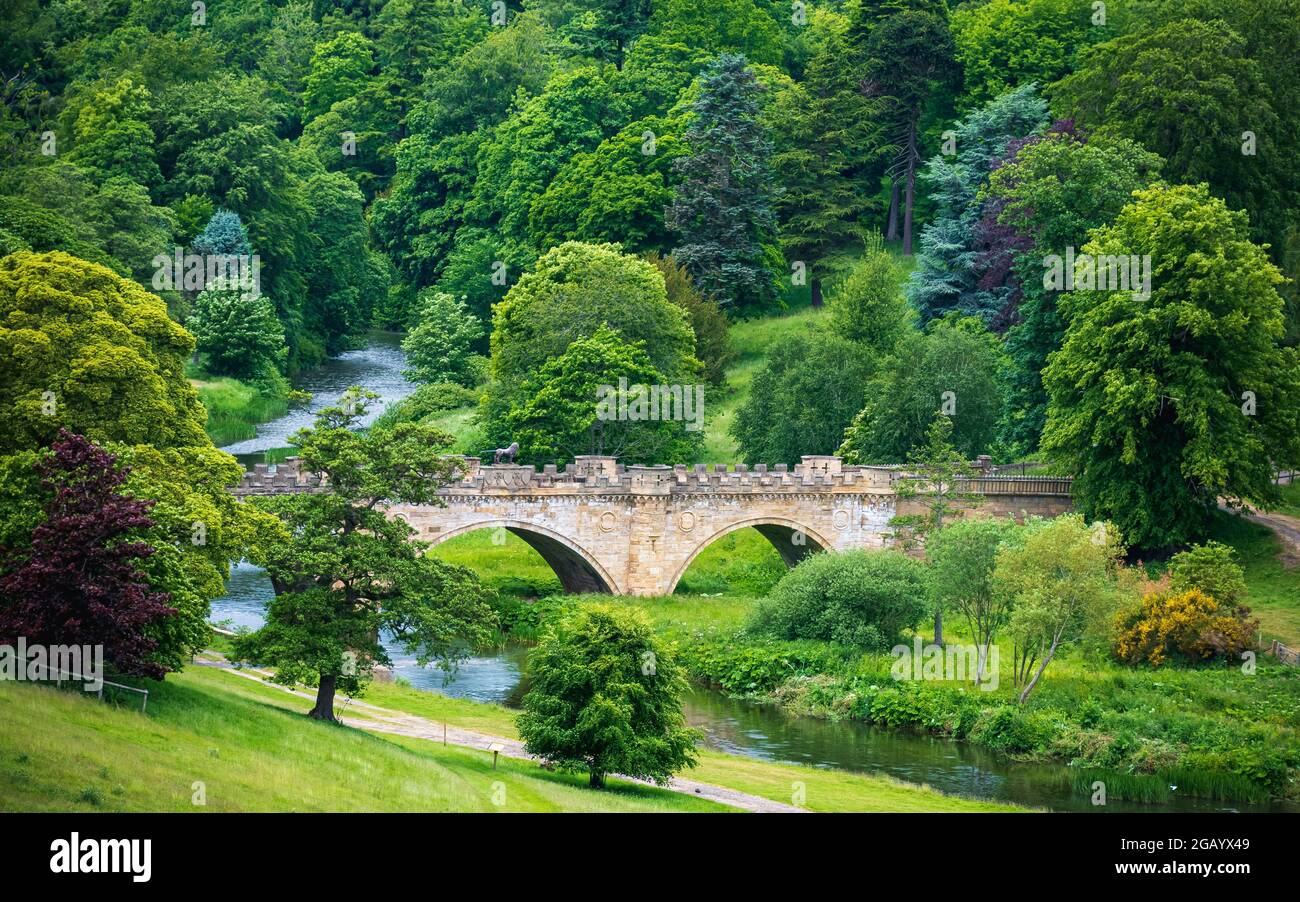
left=193, top=376, right=288, bottom=446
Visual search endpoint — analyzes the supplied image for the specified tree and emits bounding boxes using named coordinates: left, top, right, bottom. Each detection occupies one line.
left=983, top=130, right=1162, bottom=454
left=772, top=16, right=889, bottom=306
left=501, top=325, right=702, bottom=467
left=0, top=431, right=177, bottom=679
left=527, top=0, right=654, bottom=67
left=827, top=233, right=912, bottom=354
left=303, top=32, right=377, bottom=122
left=188, top=283, right=287, bottom=381
left=950, top=0, right=1129, bottom=109
left=519, top=604, right=698, bottom=788
left=1052, top=16, right=1292, bottom=252
left=994, top=514, right=1124, bottom=703
left=487, top=241, right=699, bottom=437
left=864, top=7, right=960, bottom=255
left=731, top=329, right=874, bottom=467
left=234, top=390, right=495, bottom=720
left=0, top=251, right=210, bottom=454
left=1041, top=184, right=1300, bottom=549
left=65, top=77, right=162, bottom=190
left=529, top=114, right=687, bottom=255
left=645, top=253, right=733, bottom=388
left=926, top=516, right=1020, bottom=683
left=665, top=53, right=780, bottom=315
left=401, top=291, right=484, bottom=386
left=837, top=317, right=1005, bottom=465
left=749, top=549, right=931, bottom=650
left=886, top=413, right=985, bottom=644
left=906, top=84, right=1049, bottom=326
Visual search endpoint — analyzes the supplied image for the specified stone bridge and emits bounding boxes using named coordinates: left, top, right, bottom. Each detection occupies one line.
left=235, top=455, right=1073, bottom=597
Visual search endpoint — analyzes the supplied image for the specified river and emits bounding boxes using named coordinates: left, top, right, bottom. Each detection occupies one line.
left=210, top=337, right=1289, bottom=813
left=218, top=331, right=417, bottom=466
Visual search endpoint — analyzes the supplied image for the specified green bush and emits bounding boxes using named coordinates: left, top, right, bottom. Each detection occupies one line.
left=748, top=549, right=929, bottom=649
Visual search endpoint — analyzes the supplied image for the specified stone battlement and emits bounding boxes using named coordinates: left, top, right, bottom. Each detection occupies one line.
left=234, top=454, right=1072, bottom=498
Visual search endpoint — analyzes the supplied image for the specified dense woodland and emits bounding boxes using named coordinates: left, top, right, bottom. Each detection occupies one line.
left=1, top=0, right=1300, bottom=697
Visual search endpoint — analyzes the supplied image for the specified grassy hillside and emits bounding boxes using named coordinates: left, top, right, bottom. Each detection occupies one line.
left=0, top=667, right=725, bottom=813
left=0, top=661, right=1020, bottom=813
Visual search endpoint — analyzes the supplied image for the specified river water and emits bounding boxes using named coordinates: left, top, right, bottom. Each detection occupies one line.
left=218, top=331, right=417, bottom=466
left=210, top=338, right=1291, bottom=813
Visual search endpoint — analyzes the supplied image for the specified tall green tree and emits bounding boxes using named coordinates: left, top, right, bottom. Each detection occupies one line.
left=838, top=317, right=1005, bottom=464
left=235, top=389, right=495, bottom=720
left=732, top=329, right=874, bottom=467
left=864, top=6, right=960, bottom=255
left=665, top=54, right=780, bottom=315
left=1041, top=184, right=1300, bottom=549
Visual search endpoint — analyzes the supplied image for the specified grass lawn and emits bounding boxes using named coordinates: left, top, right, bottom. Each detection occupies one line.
left=1273, top=481, right=1300, bottom=519
left=0, top=667, right=727, bottom=813
left=1208, top=511, right=1300, bottom=647
left=193, top=376, right=288, bottom=447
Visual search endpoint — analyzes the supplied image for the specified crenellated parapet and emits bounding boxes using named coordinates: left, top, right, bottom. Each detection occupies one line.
left=231, top=454, right=1073, bottom=596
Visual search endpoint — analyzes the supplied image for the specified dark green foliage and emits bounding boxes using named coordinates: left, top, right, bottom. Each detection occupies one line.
left=665, top=53, right=780, bottom=315
left=750, top=549, right=930, bottom=649
left=519, top=604, right=698, bottom=787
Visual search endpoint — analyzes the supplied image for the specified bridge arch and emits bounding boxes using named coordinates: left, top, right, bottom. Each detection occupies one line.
left=666, top=517, right=832, bottom=596
left=425, top=519, right=621, bottom=596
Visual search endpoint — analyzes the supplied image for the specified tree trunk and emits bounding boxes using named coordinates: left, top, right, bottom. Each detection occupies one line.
left=902, top=119, right=918, bottom=256
left=810, top=277, right=823, bottom=308
left=886, top=178, right=900, bottom=241
left=309, top=673, right=338, bottom=720
left=1018, top=634, right=1060, bottom=705
left=933, top=606, right=943, bottom=647
left=589, top=770, right=606, bottom=789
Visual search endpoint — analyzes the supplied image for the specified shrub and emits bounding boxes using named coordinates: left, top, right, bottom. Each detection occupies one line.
left=1168, top=540, right=1248, bottom=607
left=1112, top=589, right=1258, bottom=666
left=748, top=549, right=930, bottom=649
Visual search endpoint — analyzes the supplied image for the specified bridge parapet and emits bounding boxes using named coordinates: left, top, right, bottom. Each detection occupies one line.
left=233, top=455, right=1070, bottom=499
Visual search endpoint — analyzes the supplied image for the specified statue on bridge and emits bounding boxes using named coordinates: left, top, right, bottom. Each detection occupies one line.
left=483, top=442, right=519, bottom=465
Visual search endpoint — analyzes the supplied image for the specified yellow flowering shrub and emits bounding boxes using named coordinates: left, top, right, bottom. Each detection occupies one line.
left=1112, top=589, right=1258, bottom=666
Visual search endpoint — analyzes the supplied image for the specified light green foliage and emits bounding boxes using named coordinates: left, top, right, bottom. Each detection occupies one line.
left=519, top=603, right=699, bottom=787
left=488, top=242, right=699, bottom=440
left=303, top=32, right=378, bottom=121
left=827, top=235, right=912, bottom=354
left=0, top=252, right=209, bottom=453
left=951, top=0, right=1130, bottom=108
left=749, top=549, right=931, bottom=650
left=501, top=325, right=702, bottom=466
left=529, top=114, right=687, bottom=254
left=1041, top=184, right=1300, bottom=549
left=993, top=514, right=1126, bottom=702
left=927, top=517, right=1021, bottom=681
left=1168, top=541, right=1248, bottom=608
left=987, top=131, right=1163, bottom=455
left=188, top=284, right=287, bottom=381
left=64, top=77, right=162, bottom=190
left=401, top=291, right=485, bottom=386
